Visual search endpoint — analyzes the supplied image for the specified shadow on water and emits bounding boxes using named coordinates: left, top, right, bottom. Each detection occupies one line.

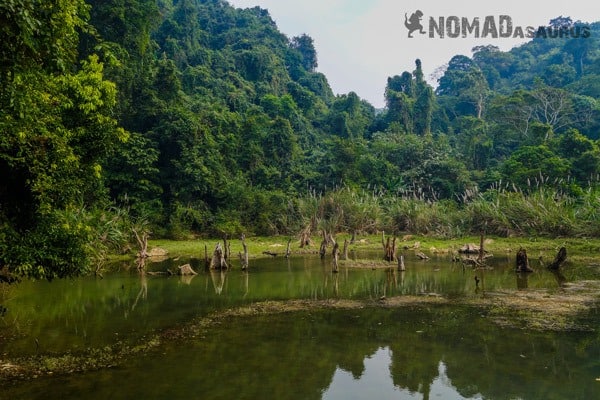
left=2, top=254, right=599, bottom=399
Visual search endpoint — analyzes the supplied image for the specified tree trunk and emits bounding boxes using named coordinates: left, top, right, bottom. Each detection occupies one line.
left=319, top=230, right=327, bottom=259
left=350, top=231, right=356, bottom=244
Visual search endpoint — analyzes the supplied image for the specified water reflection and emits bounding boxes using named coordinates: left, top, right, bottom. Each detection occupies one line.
left=1, top=254, right=597, bottom=358
left=4, top=308, right=598, bottom=400
left=324, top=348, right=473, bottom=400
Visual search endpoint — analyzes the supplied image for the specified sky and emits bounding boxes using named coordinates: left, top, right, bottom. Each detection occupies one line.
left=228, top=0, right=599, bottom=108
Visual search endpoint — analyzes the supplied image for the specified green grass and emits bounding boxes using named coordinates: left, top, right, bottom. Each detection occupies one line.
left=147, top=234, right=600, bottom=261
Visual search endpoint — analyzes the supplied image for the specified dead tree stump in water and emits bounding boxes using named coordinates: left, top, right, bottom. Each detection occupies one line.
left=285, top=238, right=292, bottom=259
left=319, top=231, right=327, bottom=259
left=210, top=242, right=228, bottom=270
left=516, top=248, right=533, bottom=272
left=240, top=234, right=249, bottom=271
left=547, top=247, right=567, bottom=270
left=332, top=242, right=340, bottom=273
left=398, top=255, right=406, bottom=271
left=382, top=231, right=397, bottom=262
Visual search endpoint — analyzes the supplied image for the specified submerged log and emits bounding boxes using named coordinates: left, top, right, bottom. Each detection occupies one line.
left=516, top=248, right=533, bottom=272
left=547, top=247, right=567, bottom=270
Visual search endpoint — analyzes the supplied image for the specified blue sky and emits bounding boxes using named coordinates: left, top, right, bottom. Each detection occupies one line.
left=228, top=0, right=599, bottom=108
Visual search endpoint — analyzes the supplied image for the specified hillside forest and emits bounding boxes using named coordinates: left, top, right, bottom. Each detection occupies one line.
left=1, top=0, right=600, bottom=280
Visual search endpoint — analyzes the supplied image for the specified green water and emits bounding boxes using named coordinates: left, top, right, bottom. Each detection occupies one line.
left=2, top=254, right=599, bottom=399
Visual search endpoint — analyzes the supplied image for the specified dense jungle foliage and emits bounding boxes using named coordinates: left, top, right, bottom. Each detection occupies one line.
left=1, top=0, right=600, bottom=279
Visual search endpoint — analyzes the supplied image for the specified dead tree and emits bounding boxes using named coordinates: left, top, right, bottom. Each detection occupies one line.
left=477, top=232, right=485, bottom=264
left=285, top=238, right=292, bottom=258
left=382, top=231, right=396, bottom=262
left=398, top=255, right=406, bottom=271
left=132, top=228, right=149, bottom=258
left=547, top=247, right=567, bottom=270
left=319, top=230, right=328, bottom=259
left=204, top=244, right=209, bottom=270
left=240, top=234, right=249, bottom=271
left=332, top=242, right=340, bottom=273
left=516, top=248, right=533, bottom=272
left=350, top=231, right=356, bottom=244
left=210, top=242, right=228, bottom=270
left=223, top=235, right=231, bottom=261
left=342, top=239, right=349, bottom=260
left=178, top=264, right=197, bottom=275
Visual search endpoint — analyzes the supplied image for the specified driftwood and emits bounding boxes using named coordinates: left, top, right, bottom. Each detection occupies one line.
left=262, top=251, right=278, bottom=257
left=516, top=248, right=533, bottom=272
left=416, top=251, right=430, bottom=260
left=210, top=242, right=228, bottom=270
left=547, top=247, right=567, bottom=270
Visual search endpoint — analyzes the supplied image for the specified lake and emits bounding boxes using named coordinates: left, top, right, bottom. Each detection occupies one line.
left=1, top=253, right=599, bottom=399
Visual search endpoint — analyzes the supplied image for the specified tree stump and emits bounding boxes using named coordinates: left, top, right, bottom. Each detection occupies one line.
left=516, top=248, right=533, bottom=272
left=285, top=238, right=292, bottom=259
left=342, top=239, right=349, bottom=260
left=382, top=231, right=397, bottom=262
left=240, top=234, right=249, bottom=271
left=210, top=242, right=228, bottom=270
left=398, top=255, right=406, bottom=271
left=332, top=242, right=340, bottom=273
left=547, top=247, right=567, bottom=270
left=178, top=264, right=197, bottom=275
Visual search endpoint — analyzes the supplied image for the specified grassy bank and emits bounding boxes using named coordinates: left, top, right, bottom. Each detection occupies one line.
left=147, top=234, right=600, bottom=263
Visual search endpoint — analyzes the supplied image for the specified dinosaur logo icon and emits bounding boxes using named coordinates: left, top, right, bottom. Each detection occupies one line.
left=405, top=10, right=426, bottom=38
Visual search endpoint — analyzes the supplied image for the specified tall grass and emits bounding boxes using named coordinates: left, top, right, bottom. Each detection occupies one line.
left=290, top=182, right=600, bottom=239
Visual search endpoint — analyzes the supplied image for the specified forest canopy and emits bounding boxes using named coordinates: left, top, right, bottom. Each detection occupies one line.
left=1, top=1, right=600, bottom=279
